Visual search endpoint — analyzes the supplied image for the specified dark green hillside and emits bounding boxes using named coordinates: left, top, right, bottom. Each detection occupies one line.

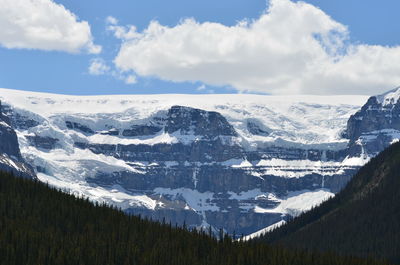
left=258, top=142, right=400, bottom=263
left=0, top=171, right=388, bottom=265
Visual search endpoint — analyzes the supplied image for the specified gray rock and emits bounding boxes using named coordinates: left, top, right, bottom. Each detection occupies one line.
left=26, top=135, right=59, bottom=150
left=0, top=101, right=36, bottom=178
left=247, top=120, right=269, bottom=136
left=122, top=125, right=162, bottom=137
left=66, top=121, right=94, bottom=134
left=346, top=91, right=400, bottom=157
left=165, top=106, right=237, bottom=138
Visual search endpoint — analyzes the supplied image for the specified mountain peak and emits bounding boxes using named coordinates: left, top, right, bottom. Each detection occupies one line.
left=375, top=86, right=400, bottom=106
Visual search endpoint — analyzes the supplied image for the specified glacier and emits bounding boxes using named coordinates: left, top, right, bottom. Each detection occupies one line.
left=0, top=87, right=380, bottom=235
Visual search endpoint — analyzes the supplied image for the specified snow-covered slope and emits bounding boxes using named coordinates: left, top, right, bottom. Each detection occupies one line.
left=0, top=88, right=370, bottom=235
left=242, top=220, right=287, bottom=241
left=376, top=86, right=400, bottom=106
left=0, top=88, right=367, bottom=147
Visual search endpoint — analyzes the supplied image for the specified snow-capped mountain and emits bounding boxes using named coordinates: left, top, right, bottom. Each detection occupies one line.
left=346, top=86, right=400, bottom=158
left=0, top=87, right=391, bottom=236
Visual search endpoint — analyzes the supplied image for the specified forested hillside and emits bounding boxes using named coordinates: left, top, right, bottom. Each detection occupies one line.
left=258, top=142, right=400, bottom=264
left=0, top=171, right=389, bottom=265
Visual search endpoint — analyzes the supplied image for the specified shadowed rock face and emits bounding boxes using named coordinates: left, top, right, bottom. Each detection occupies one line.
left=76, top=138, right=245, bottom=164
left=0, top=106, right=21, bottom=159
left=66, top=121, right=95, bottom=134
left=347, top=97, right=400, bottom=141
left=26, top=135, right=59, bottom=150
left=0, top=102, right=35, bottom=178
left=346, top=91, right=400, bottom=157
left=247, top=121, right=269, bottom=136
left=165, top=106, right=237, bottom=138
left=122, top=125, right=162, bottom=137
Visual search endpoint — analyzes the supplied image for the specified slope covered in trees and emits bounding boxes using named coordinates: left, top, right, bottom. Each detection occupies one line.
left=0, top=170, right=389, bottom=265
left=258, top=142, right=400, bottom=264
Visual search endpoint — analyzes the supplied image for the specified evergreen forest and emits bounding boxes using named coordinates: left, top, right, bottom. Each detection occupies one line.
left=0, top=170, right=390, bottom=265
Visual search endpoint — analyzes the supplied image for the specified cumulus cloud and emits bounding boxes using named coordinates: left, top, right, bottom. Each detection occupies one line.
left=124, top=74, right=137, bottom=84
left=112, top=0, right=400, bottom=95
left=88, top=56, right=137, bottom=85
left=106, top=16, right=140, bottom=40
left=106, top=16, right=118, bottom=25
left=0, top=0, right=101, bottom=53
left=89, top=58, right=110, bottom=75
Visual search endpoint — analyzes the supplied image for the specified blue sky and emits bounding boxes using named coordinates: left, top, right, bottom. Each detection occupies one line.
left=1, top=0, right=399, bottom=95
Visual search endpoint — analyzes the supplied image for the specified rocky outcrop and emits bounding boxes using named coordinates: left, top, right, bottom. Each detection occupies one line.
left=122, top=125, right=162, bottom=137
left=26, top=135, right=59, bottom=150
left=66, top=121, right=95, bottom=134
left=247, top=120, right=269, bottom=136
left=346, top=87, right=400, bottom=157
left=0, top=106, right=21, bottom=159
left=165, top=106, right=237, bottom=138
left=0, top=102, right=35, bottom=178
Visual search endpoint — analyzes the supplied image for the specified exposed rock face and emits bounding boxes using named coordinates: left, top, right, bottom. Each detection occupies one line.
left=0, top=89, right=375, bottom=236
left=122, top=125, right=161, bottom=137
left=247, top=120, right=269, bottom=136
left=346, top=87, right=400, bottom=157
left=27, top=135, right=59, bottom=150
left=66, top=121, right=95, bottom=134
left=0, top=102, right=35, bottom=178
left=165, top=106, right=237, bottom=138
left=0, top=103, right=21, bottom=159
left=76, top=138, right=244, bottom=164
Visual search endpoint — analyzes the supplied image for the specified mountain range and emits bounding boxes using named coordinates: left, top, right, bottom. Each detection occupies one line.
left=1, top=87, right=400, bottom=236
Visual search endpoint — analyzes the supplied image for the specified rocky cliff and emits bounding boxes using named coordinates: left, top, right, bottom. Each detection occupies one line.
left=0, top=101, right=35, bottom=178
left=346, top=87, right=400, bottom=158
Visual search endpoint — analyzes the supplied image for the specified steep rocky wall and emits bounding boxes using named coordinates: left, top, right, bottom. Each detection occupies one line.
left=0, top=101, right=35, bottom=178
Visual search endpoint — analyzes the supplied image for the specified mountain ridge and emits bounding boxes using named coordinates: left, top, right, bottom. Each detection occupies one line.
left=1, top=87, right=399, bottom=235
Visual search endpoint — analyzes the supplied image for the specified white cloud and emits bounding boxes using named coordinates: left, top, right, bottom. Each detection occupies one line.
left=197, top=84, right=206, bottom=91
left=125, top=74, right=137, bottom=84
left=109, top=70, right=137, bottom=85
left=0, top=0, right=101, bottom=53
left=106, top=16, right=118, bottom=25
left=112, top=0, right=400, bottom=95
left=89, top=58, right=110, bottom=75
left=106, top=16, right=140, bottom=40
left=88, top=56, right=137, bottom=85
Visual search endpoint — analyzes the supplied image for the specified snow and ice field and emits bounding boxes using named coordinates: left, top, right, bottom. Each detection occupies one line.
left=0, top=88, right=369, bottom=234
left=0, top=88, right=368, bottom=148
